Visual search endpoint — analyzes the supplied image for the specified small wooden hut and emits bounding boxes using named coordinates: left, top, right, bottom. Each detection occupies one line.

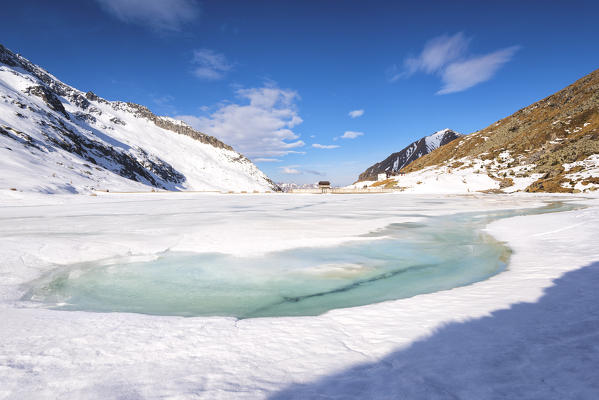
left=318, top=181, right=331, bottom=193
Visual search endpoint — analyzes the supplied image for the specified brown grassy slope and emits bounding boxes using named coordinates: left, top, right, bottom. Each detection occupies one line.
left=403, top=68, right=599, bottom=192
left=370, top=178, right=398, bottom=188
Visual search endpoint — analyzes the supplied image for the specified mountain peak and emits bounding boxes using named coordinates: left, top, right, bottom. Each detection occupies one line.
left=357, top=129, right=461, bottom=182
left=425, top=129, right=462, bottom=152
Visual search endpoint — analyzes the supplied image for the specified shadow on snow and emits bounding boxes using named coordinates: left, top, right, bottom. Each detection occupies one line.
left=269, top=262, right=599, bottom=400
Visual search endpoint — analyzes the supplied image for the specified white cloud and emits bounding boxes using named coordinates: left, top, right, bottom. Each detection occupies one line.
left=312, top=144, right=340, bottom=149
left=281, top=166, right=301, bottom=175
left=403, top=33, right=470, bottom=78
left=348, top=109, right=364, bottom=118
left=437, top=46, right=520, bottom=94
left=95, top=0, right=199, bottom=32
left=192, top=49, right=232, bottom=80
left=340, top=131, right=364, bottom=139
left=278, top=165, right=324, bottom=176
left=389, top=32, right=519, bottom=94
left=177, top=85, right=305, bottom=158
left=254, top=158, right=282, bottom=163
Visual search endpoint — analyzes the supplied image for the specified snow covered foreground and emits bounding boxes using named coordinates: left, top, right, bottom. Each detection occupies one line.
left=0, top=191, right=598, bottom=399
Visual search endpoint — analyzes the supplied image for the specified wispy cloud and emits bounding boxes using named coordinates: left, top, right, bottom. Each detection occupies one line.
left=279, top=166, right=324, bottom=176
left=388, top=32, right=519, bottom=94
left=340, top=131, right=364, bottom=139
left=280, top=166, right=301, bottom=175
left=312, top=144, right=340, bottom=149
left=95, top=0, right=199, bottom=32
left=254, top=158, right=282, bottom=163
left=192, top=49, right=232, bottom=80
left=177, top=85, right=305, bottom=158
left=437, top=46, right=520, bottom=94
left=348, top=109, right=364, bottom=118
left=398, top=33, right=470, bottom=79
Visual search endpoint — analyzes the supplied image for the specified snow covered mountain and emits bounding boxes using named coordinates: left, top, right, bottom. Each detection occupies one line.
left=0, top=44, right=278, bottom=194
left=357, top=129, right=461, bottom=181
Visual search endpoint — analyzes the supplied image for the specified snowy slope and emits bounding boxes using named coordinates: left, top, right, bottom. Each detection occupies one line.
left=357, top=129, right=461, bottom=181
left=0, top=44, right=277, bottom=194
left=351, top=150, right=599, bottom=195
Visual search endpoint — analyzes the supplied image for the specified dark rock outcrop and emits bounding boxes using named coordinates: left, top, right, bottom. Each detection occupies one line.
left=358, top=129, right=461, bottom=181
left=24, top=85, right=70, bottom=120
left=41, top=118, right=185, bottom=189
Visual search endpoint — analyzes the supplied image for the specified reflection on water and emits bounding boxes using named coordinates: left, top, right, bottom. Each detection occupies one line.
left=23, top=202, right=579, bottom=318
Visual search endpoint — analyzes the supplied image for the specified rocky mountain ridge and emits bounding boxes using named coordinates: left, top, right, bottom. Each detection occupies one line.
left=1, top=45, right=233, bottom=152
left=357, top=129, right=461, bottom=182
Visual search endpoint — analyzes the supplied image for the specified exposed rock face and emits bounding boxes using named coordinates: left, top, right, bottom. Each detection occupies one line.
left=45, top=119, right=185, bottom=188
left=403, top=68, right=599, bottom=192
left=73, top=111, right=97, bottom=124
left=358, top=129, right=461, bottom=181
left=25, top=86, right=70, bottom=120
left=85, top=91, right=100, bottom=102
left=110, top=116, right=126, bottom=126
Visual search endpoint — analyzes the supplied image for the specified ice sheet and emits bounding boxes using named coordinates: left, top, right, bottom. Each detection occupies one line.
left=0, top=192, right=598, bottom=399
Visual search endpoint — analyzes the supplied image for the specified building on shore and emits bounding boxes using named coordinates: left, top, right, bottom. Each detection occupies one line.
left=318, top=181, right=331, bottom=193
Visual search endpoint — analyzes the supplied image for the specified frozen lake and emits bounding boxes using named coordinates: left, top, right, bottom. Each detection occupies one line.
left=1, top=192, right=597, bottom=399
left=23, top=215, right=507, bottom=318
left=24, top=203, right=575, bottom=318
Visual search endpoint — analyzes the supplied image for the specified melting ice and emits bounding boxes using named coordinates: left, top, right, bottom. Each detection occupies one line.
left=24, top=203, right=573, bottom=318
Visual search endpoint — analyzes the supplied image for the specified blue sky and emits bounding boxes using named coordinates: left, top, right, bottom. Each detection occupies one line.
left=2, top=1, right=598, bottom=185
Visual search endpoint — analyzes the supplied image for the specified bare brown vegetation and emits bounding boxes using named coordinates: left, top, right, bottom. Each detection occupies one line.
left=403, top=68, right=599, bottom=192
left=371, top=179, right=398, bottom=189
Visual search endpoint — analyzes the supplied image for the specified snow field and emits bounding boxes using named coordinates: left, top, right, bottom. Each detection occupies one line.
left=0, top=192, right=598, bottom=399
